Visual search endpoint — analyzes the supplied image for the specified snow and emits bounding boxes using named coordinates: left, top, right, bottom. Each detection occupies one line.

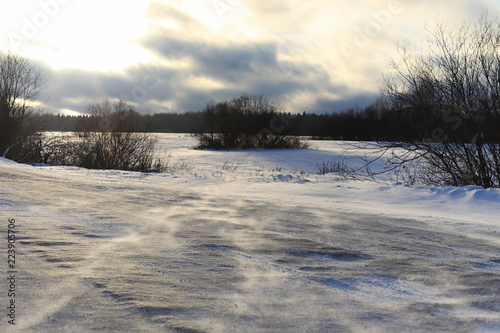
left=1, top=133, right=499, bottom=332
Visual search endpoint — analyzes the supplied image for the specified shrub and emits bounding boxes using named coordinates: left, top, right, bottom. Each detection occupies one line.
left=195, top=95, right=307, bottom=150
left=44, top=100, right=163, bottom=172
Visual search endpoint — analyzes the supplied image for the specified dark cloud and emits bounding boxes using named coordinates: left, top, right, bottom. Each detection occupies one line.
left=38, top=2, right=379, bottom=115
left=141, top=32, right=280, bottom=77
left=40, top=47, right=376, bottom=115
left=137, top=28, right=371, bottom=113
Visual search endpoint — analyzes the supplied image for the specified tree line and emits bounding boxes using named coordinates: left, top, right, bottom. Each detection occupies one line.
left=37, top=101, right=500, bottom=143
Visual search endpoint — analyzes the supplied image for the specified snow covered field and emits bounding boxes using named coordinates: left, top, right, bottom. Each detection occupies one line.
left=1, top=133, right=499, bottom=332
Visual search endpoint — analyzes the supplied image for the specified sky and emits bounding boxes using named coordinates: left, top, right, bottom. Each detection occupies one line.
left=1, top=0, right=498, bottom=115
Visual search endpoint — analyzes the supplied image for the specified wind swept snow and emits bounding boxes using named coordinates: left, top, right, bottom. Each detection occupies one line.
left=1, top=134, right=499, bottom=332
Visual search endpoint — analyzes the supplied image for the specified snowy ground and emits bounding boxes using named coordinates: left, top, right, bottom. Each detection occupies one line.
left=1, top=133, right=499, bottom=332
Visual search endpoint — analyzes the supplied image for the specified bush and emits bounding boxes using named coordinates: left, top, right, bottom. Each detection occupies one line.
left=44, top=100, right=163, bottom=172
left=46, top=132, right=158, bottom=171
left=195, top=95, right=307, bottom=150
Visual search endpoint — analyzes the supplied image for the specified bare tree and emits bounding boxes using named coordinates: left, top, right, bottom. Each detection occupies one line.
left=0, top=51, right=43, bottom=161
left=378, top=14, right=500, bottom=188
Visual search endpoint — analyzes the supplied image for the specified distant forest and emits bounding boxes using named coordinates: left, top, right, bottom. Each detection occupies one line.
left=38, top=104, right=500, bottom=143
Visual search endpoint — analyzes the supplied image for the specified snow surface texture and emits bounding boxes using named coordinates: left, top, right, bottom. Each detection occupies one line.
left=0, top=134, right=499, bottom=332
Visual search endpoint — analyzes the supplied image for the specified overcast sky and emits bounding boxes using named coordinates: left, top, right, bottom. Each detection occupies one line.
left=1, top=0, right=498, bottom=115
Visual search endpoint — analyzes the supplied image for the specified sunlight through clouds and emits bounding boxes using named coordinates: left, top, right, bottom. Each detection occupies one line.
left=0, top=0, right=496, bottom=114
left=59, top=108, right=81, bottom=116
left=2, top=0, right=155, bottom=71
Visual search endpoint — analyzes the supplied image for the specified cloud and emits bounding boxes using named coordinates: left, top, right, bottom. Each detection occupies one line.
left=33, top=0, right=496, bottom=115
left=137, top=18, right=371, bottom=113
left=141, top=33, right=279, bottom=81
left=40, top=55, right=365, bottom=115
left=146, top=2, right=205, bottom=32
left=39, top=7, right=374, bottom=116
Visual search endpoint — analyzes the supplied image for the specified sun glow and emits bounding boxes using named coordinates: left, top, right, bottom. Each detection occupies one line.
left=1, top=0, right=155, bottom=72
left=60, top=108, right=81, bottom=116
